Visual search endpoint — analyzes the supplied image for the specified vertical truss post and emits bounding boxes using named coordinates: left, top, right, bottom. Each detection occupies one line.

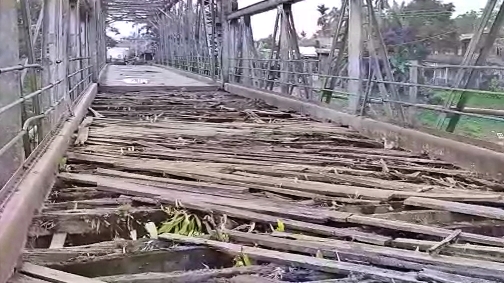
left=321, top=0, right=348, bottom=104
left=279, top=4, right=290, bottom=94
left=220, top=0, right=234, bottom=84
left=285, top=6, right=311, bottom=99
left=365, top=0, right=405, bottom=123
left=276, top=4, right=310, bottom=98
left=42, top=0, right=58, bottom=125
left=241, top=16, right=252, bottom=86
left=266, top=10, right=281, bottom=91
left=408, top=60, right=419, bottom=125
left=89, top=0, right=99, bottom=83
left=347, top=0, right=364, bottom=113
left=58, top=0, right=70, bottom=113
left=68, top=1, right=78, bottom=101
left=210, top=0, right=217, bottom=80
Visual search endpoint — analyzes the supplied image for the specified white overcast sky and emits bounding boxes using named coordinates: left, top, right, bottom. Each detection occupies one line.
left=111, top=0, right=486, bottom=40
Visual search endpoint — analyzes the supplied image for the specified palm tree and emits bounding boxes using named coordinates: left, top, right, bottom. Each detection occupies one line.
left=317, top=4, right=329, bottom=27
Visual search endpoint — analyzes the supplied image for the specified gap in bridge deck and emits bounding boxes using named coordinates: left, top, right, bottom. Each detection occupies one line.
left=17, top=66, right=504, bottom=283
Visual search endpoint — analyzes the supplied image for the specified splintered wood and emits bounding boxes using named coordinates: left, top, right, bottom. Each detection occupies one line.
left=22, top=90, right=504, bottom=283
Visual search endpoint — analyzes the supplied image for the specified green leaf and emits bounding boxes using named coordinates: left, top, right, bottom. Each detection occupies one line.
left=242, top=253, right=252, bottom=266
left=276, top=219, right=285, bottom=232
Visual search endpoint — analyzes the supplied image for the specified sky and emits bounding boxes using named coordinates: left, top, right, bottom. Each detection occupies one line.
left=110, top=0, right=486, bottom=40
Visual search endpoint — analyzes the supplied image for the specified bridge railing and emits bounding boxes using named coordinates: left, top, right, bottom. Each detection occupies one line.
left=0, top=0, right=106, bottom=192
left=155, top=0, right=504, bottom=150
left=161, top=50, right=504, bottom=144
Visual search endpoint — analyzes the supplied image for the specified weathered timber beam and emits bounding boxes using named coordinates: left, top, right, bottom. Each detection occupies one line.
left=21, top=263, right=106, bottom=283
left=226, top=0, right=304, bottom=20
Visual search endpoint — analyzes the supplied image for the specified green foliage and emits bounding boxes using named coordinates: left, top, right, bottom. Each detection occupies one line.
left=454, top=10, right=480, bottom=34
left=233, top=248, right=252, bottom=267
left=419, top=91, right=504, bottom=139
left=382, top=0, right=458, bottom=54
left=275, top=219, right=285, bottom=232
left=157, top=204, right=204, bottom=237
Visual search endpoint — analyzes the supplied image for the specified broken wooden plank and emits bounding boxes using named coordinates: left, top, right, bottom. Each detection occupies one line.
left=346, top=214, right=504, bottom=247
left=225, top=230, right=504, bottom=280
left=8, top=273, right=52, bottom=283
left=428, top=229, right=462, bottom=255
left=404, top=197, right=504, bottom=221
left=49, top=233, right=67, bottom=249
left=229, top=275, right=281, bottom=283
left=416, top=268, right=498, bottom=283
left=97, top=265, right=277, bottom=283
left=88, top=108, right=105, bottom=118
left=57, top=172, right=341, bottom=224
left=29, top=208, right=165, bottom=236
left=20, top=263, right=106, bottom=283
left=391, top=238, right=504, bottom=263
left=74, top=117, right=93, bottom=146
left=158, top=233, right=422, bottom=283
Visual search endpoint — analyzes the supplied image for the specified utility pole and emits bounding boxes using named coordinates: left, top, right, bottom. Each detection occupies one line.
left=347, top=0, right=364, bottom=113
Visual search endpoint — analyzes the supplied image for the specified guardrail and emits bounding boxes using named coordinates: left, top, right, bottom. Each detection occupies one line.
left=0, top=59, right=94, bottom=194
left=160, top=54, right=504, bottom=146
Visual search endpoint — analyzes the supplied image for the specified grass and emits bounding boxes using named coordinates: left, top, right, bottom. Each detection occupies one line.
left=418, top=91, right=504, bottom=141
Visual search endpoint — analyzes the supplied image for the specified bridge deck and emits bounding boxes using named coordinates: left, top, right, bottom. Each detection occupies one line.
left=15, top=67, right=504, bottom=282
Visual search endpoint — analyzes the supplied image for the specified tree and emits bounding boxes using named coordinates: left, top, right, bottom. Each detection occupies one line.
left=257, top=34, right=274, bottom=50
left=454, top=11, right=480, bottom=34
left=379, top=0, right=459, bottom=58
left=106, top=35, right=118, bottom=48
left=316, top=4, right=329, bottom=28
left=401, top=0, right=458, bottom=54
left=315, top=5, right=340, bottom=37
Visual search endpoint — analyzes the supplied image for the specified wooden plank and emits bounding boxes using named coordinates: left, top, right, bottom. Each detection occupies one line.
left=8, top=274, right=52, bottom=283
left=347, top=214, right=504, bottom=247
left=229, top=275, right=281, bottom=283
left=226, top=230, right=504, bottom=280
left=74, top=117, right=93, bottom=146
left=20, top=263, right=106, bottom=283
left=404, top=197, right=504, bottom=221
left=427, top=229, right=461, bottom=255
left=97, top=265, right=277, bottom=283
left=158, top=233, right=422, bottom=283
left=58, top=172, right=339, bottom=224
left=205, top=204, right=391, bottom=246
left=48, top=233, right=67, bottom=249
left=391, top=238, right=504, bottom=262
left=417, top=268, right=498, bottom=283
left=95, top=168, right=249, bottom=194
